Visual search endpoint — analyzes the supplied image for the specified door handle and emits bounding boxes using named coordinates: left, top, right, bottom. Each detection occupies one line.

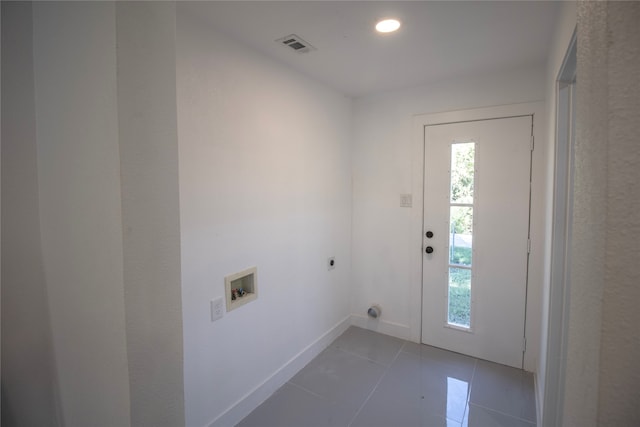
left=425, top=246, right=434, bottom=254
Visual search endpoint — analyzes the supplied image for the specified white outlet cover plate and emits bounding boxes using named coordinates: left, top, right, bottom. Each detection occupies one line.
left=211, top=297, right=224, bottom=322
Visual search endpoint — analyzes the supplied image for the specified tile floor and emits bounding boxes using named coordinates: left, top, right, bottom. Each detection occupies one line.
left=237, top=326, right=536, bottom=427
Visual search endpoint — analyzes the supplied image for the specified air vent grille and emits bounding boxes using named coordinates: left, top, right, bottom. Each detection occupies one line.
left=275, top=34, right=316, bottom=54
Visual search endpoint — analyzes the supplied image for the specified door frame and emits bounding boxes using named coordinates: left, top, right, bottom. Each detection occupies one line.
left=541, top=31, right=576, bottom=427
left=410, top=102, right=545, bottom=372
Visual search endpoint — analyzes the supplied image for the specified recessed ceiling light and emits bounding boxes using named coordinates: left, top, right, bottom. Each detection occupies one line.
left=375, top=19, right=401, bottom=33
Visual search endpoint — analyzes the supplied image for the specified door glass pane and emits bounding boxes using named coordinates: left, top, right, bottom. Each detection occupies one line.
left=448, top=267, right=471, bottom=327
left=449, top=206, right=473, bottom=266
left=450, top=142, right=475, bottom=203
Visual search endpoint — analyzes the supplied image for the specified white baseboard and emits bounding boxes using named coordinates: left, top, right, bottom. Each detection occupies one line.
left=350, top=314, right=412, bottom=341
left=209, top=315, right=351, bottom=427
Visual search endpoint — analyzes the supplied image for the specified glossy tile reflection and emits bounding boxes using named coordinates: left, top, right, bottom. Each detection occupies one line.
left=236, top=326, right=536, bottom=427
left=445, top=377, right=469, bottom=421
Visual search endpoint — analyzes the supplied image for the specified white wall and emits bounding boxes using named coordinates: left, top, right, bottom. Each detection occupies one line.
left=32, top=3, right=131, bottom=426
left=1, top=3, right=60, bottom=425
left=351, top=65, right=547, bottom=370
left=3, top=3, right=351, bottom=425
left=563, top=2, right=640, bottom=425
left=4, top=3, right=188, bottom=425
left=176, top=8, right=353, bottom=427
left=116, top=3, right=185, bottom=426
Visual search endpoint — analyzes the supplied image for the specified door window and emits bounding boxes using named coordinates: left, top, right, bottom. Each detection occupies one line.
left=448, top=142, right=475, bottom=328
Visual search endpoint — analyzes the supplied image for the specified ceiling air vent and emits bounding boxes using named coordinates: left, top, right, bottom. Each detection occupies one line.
left=275, top=34, right=316, bottom=54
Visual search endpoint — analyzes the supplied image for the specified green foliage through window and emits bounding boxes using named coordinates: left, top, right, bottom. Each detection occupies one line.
left=450, top=246, right=472, bottom=266
left=447, top=142, right=475, bottom=328
left=448, top=268, right=471, bottom=327
left=450, top=143, right=475, bottom=204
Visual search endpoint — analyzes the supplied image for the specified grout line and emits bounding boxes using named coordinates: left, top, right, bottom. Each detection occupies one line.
left=462, top=358, right=478, bottom=424
left=466, top=402, right=536, bottom=425
left=346, top=341, right=405, bottom=427
left=332, top=343, right=402, bottom=368
left=333, top=346, right=385, bottom=366
left=285, top=380, right=329, bottom=401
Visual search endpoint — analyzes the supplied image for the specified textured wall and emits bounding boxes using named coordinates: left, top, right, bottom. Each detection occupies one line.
left=116, top=3, right=185, bottom=426
left=564, top=1, right=640, bottom=425
left=598, top=2, right=640, bottom=425
left=564, top=2, right=608, bottom=425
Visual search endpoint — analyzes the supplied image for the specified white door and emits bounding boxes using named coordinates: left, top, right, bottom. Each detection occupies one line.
left=421, top=116, right=532, bottom=369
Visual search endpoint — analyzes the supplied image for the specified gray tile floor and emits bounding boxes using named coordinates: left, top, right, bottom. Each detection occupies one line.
left=237, top=326, right=536, bottom=427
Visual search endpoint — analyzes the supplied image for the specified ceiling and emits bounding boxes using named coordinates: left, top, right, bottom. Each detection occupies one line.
left=182, top=1, right=561, bottom=98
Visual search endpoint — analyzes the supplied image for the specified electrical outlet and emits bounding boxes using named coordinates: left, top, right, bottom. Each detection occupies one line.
left=327, top=257, right=336, bottom=270
left=211, top=297, right=224, bottom=322
left=400, top=194, right=412, bottom=207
